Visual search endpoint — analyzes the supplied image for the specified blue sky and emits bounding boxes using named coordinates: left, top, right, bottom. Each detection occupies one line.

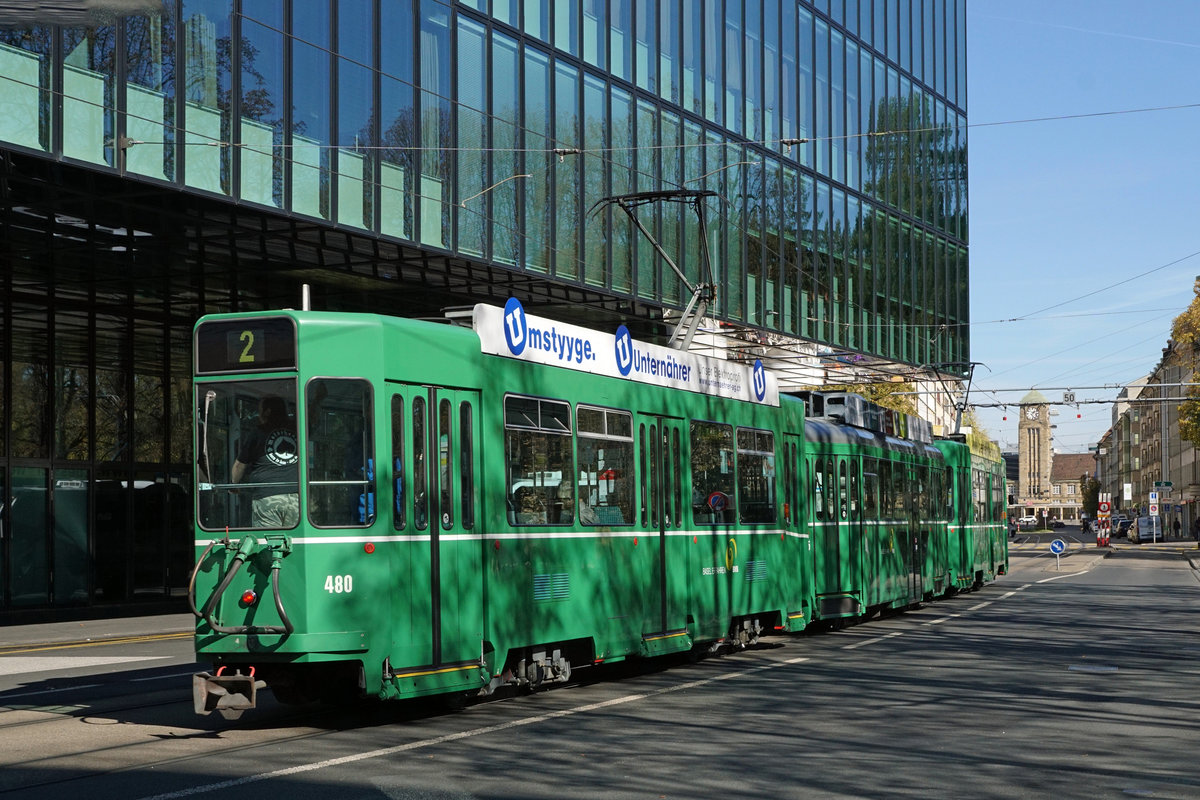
left=966, top=1, right=1200, bottom=453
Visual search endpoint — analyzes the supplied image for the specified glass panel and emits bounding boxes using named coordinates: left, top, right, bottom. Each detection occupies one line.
left=690, top=420, right=735, bottom=524
left=554, top=0, right=578, bottom=56
left=62, top=25, right=115, bottom=166
left=197, top=378, right=298, bottom=530
left=53, top=309, right=90, bottom=460
left=609, top=0, right=630, bottom=80
left=659, top=0, right=679, bottom=104
left=337, top=0, right=373, bottom=224
left=307, top=379, right=375, bottom=527
left=582, top=74, right=606, bottom=287
left=380, top=0, right=414, bottom=241
left=292, top=4, right=331, bottom=219
left=418, top=0, right=451, bottom=246
left=240, top=10, right=284, bottom=206
left=524, top=0, right=548, bottom=42
left=504, top=396, right=573, bottom=526
left=0, top=467, right=5, bottom=601
left=610, top=87, right=633, bottom=292
left=703, top=0, right=722, bottom=125
left=554, top=60, right=580, bottom=280
left=11, top=302, right=50, bottom=459
left=723, top=3, right=741, bottom=134
left=583, top=0, right=606, bottom=69
left=649, top=424, right=659, bottom=528
left=438, top=398, right=453, bottom=529
left=391, top=395, right=406, bottom=530
left=576, top=407, right=634, bottom=525
left=457, top=17, right=487, bottom=256
left=182, top=0, right=232, bottom=194
left=95, top=312, right=130, bottom=463
left=682, top=2, right=701, bottom=114
left=134, top=325, right=166, bottom=462
left=126, top=9, right=176, bottom=181
left=492, top=31, right=521, bottom=265
left=133, top=469, right=167, bottom=597
left=459, top=402, right=474, bottom=529
left=413, top=396, right=428, bottom=529
left=0, top=27, right=53, bottom=151
left=634, top=0, right=656, bottom=94
left=10, top=467, right=49, bottom=606
left=524, top=46, right=552, bottom=271
left=737, top=428, right=776, bottom=523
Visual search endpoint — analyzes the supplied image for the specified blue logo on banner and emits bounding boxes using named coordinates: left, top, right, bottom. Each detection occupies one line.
left=614, top=325, right=633, bottom=376
left=503, top=297, right=527, bottom=355
left=752, top=359, right=766, bottom=401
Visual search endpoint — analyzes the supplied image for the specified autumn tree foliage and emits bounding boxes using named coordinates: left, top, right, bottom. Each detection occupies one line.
left=1171, top=279, right=1200, bottom=448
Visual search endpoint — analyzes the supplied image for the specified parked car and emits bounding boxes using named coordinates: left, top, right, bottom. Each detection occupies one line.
left=1130, top=515, right=1162, bottom=544
left=1112, top=515, right=1130, bottom=537
left=1018, top=515, right=1038, bottom=531
left=1049, top=518, right=1064, bottom=528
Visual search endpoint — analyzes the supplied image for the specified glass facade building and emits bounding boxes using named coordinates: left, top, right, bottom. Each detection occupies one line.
left=0, top=0, right=967, bottom=613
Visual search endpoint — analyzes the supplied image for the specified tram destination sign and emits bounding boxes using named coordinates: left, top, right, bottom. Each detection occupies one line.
left=474, top=299, right=780, bottom=405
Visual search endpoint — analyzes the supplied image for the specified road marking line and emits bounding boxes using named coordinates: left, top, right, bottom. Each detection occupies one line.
left=922, top=614, right=961, bottom=626
left=0, top=683, right=103, bottom=701
left=0, top=632, right=191, bottom=656
left=130, top=671, right=200, bottom=683
left=841, top=631, right=903, bottom=650
left=1036, top=570, right=1090, bottom=583
left=135, top=655, right=812, bottom=800
left=0, top=656, right=168, bottom=677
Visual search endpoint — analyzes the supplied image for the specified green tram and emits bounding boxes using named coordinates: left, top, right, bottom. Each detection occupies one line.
left=189, top=299, right=1006, bottom=717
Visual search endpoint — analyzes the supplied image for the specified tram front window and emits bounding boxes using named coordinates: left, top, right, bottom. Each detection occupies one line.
left=196, top=379, right=299, bottom=530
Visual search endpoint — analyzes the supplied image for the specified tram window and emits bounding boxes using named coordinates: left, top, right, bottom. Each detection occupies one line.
left=813, top=457, right=825, bottom=521
left=306, top=379, right=374, bottom=528
left=638, top=422, right=648, bottom=527
left=459, top=402, right=474, bottom=529
left=849, top=461, right=860, bottom=520
left=671, top=427, right=681, bottom=526
left=649, top=424, right=659, bottom=528
left=862, top=460, right=880, bottom=520
left=504, top=395, right=573, bottom=526
left=391, top=395, right=405, bottom=530
left=690, top=420, right=735, bottom=524
left=197, top=378, right=298, bottom=531
left=438, top=399, right=453, bottom=530
left=837, top=459, right=849, bottom=521
left=736, top=428, right=776, bottom=524
left=576, top=406, right=633, bottom=525
left=413, top=397, right=428, bottom=530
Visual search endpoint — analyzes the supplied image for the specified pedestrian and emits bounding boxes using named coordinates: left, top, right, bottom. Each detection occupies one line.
left=1173, top=517, right=1181, bottom=540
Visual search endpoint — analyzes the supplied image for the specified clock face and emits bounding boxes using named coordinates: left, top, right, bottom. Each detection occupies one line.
left=1025, top=407, right=1039, bottom=420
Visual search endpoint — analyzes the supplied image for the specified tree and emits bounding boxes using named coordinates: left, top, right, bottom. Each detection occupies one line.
left=1080, top=473, right=1101, bottom=518
left=1169, top=278, right=1200, bottom=448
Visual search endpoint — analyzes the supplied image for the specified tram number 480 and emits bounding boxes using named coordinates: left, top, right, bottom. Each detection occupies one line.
left=324, top=575, right=354, bottom=594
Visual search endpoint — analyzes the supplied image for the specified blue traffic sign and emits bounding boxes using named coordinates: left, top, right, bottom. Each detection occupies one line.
left=1050, top=539, right=1066, bottom=555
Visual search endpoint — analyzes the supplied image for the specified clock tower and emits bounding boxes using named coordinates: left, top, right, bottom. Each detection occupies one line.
left=1017, top=390, right=1052, bottom=503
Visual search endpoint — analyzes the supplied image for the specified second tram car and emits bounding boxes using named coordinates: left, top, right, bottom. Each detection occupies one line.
left=190, top=301, right=1006, bottom=716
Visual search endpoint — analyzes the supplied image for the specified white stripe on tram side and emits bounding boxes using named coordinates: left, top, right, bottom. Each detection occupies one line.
left=194, top=527, right=810, bottom=547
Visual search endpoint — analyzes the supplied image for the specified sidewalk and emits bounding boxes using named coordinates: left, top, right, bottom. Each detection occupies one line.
left=0, top=612, right=194, bottom=649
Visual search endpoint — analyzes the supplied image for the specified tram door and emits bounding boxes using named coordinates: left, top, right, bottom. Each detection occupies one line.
left=637, top=414, right=685, bottom=638
left=905, top=466, right=926, bottom=605
left=389, top=386, right=483, bottom=669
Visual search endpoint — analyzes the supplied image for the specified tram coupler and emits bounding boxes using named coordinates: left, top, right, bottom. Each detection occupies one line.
left=193, top=666, right=266, bottom=719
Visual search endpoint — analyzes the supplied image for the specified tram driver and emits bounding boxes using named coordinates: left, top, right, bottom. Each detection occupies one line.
left=232, top=395, right=300, bottom=528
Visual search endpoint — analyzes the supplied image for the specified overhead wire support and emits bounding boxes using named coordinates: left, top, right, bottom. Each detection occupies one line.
left=590, top=189, right=719, bottom=351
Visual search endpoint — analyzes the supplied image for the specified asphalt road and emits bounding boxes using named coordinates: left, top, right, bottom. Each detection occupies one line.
left=2, top=544, right=1198, bottom=800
